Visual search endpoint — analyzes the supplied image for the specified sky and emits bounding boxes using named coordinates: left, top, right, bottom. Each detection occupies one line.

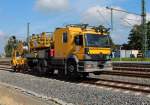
left=0, top=0, right=150, bottom=54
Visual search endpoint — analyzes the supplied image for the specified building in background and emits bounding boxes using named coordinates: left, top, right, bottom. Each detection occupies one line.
left=113, top=50, right=139, bottom=58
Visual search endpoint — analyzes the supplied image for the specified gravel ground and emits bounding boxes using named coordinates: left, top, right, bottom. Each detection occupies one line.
left=0, top=58, right=11, bottom=62
left=0, top=70, right=150, bottom=105
left=0, top=83, right=58, bottom=105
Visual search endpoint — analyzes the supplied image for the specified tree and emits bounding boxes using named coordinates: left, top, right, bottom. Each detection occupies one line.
left=147, top=22, right=150, bottom=49
left=122, top=43, right=131, bottom=50
left=127, top=21, right=150, bottom=50
left=4, top=36, right=18, bottom=57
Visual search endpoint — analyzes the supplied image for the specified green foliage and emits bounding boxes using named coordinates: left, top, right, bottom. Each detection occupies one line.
left=126, top=21, right=150, bottom=50
left=112, top=58, right=150, bottom=62
left=147, top=22, right=150, bottom=49
left=4, top=36, right=18, bottom=57
left=128, top=25, right=143, bottom=50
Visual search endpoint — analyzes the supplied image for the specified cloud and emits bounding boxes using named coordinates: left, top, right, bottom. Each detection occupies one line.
left=122, top=14, right=141, bottom=26
left=122, top=13, right=150, bottom=26
left=81, top=6, right=109, bottom=26
left=0, top=31, right=5, bottom=37
left=35, top=0, right=69, bottom=12
left=81, top=6, right=125, bottom=27
left=0, top=31, right=6, bottom=54
left=111, top=29, right=129, bottom=44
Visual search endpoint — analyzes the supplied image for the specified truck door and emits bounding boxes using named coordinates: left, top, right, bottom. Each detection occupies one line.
left=74, top=35, right=84, bottom=60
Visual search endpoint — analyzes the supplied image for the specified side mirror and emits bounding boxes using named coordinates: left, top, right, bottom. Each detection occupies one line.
left=74, top=36, right=79, bottom=45
left=74, top=35, right=83, bottom=46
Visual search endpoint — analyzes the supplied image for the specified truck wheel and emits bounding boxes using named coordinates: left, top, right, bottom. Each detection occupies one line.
left=49, top=69, right=54, bottom=76
left=94, top=72, right=101, bottom=75
left=67, top=62, right=78, bottom=78
left=82, top=73, right=89, bottom=78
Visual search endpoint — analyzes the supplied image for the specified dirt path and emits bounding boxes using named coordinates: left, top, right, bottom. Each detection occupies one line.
left=0, top=84, right=59, bottom=105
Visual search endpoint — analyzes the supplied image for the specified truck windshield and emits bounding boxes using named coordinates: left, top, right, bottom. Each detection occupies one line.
left=85, top=34, right=110, bottom=47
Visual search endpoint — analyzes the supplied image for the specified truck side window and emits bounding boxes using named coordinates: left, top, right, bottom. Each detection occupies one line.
left=75, top=35, right=83, bottom=46
left=63, top=32, right=68, bottom=43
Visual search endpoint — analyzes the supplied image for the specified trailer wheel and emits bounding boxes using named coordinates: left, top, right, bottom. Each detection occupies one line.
left=41, top=60, right=48, bottom=74
left=32, top=64, right=39, bottom=75
left=12, top=66, right=17, bottom=72
left=38, top=63, right=43, bottom=75
left=67, top=61, right=78, bottom=78
left=22, top=64, right=28, bottom=73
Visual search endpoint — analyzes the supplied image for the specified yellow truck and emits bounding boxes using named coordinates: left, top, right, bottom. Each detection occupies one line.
left=12, top=24, right=112, bottom=78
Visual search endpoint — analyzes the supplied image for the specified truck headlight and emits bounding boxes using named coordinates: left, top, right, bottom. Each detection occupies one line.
left=85, top=64, right=93, bottom=69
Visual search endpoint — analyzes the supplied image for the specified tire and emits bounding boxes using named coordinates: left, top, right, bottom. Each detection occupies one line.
left=16, top=65, right=20, bottom=72
left=94, top=72, right=101, bottom=75
left=67, top=61, right=78, bottom=78
left=32, top=64, right=39, bottom=75
left=49, top=69, right=54, bottom=76
left=82, top=73, right=89, bottom=78
left=47, top=65, right=54, bottom=76
left=22, top=64, right=28, bottom=73
left=41, top=60, right=48, bottom=73
left=12, top=66, right=17, bottom=72
left=19, top=65, right=23, bottom=72
left=37, top=63, right=43, bottom=75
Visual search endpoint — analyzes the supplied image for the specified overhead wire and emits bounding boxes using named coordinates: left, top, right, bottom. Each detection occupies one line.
left=96, top=9, right=111, bottom=28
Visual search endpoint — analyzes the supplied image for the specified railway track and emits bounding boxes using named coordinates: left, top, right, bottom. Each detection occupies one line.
left=101, top=70, right=150, bottom=78
left=112, top=62, right=150, bottom=78
left=81, top=78, right=150, bottom=94
left=1, top=61, right=150, bottom=78
left=1, top=61, right=150, bottom=94
left=0, top=61, right=10, bottom=66
left=113, top=66, right=150, bottom=72
left=1, top=61, right=150, bottom=77
left=113, top=62, right=150, bottom=72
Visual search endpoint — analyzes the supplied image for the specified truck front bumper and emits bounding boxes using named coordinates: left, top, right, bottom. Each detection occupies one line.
left=78, top=60, right=112, bottom=73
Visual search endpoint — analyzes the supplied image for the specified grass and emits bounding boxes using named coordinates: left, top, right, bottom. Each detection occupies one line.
left=112, top=58, right=150, bottom=62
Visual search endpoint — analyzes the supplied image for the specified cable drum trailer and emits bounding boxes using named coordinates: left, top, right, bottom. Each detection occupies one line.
left=11, top=24, right=112, bottom=78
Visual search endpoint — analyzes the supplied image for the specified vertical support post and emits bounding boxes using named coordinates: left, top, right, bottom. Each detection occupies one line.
left=27, top=23, right=30, bottom=43
left=141, top=0, right=147, bottom=57
left=120, top=46, right=122, bottom=62
left=27, top=22, right=30, bottom=52
left=111, top=8, right=113, bottom=30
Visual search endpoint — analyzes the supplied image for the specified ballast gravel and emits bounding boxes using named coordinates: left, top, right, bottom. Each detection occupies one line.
left=0, top=70, right=150, bottom=105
